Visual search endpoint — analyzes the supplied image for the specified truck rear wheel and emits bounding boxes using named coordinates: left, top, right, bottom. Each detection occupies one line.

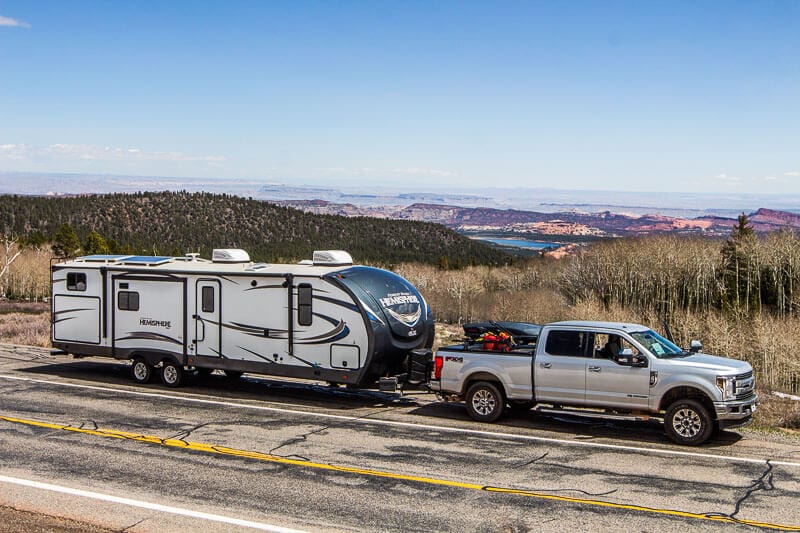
left=131, top=358, right=153, bottom=384
left=665, top=399, right=713, bottom=446
left=160, top=361, right=184, bottom=388
left=465, top=381, right=504, bottom=423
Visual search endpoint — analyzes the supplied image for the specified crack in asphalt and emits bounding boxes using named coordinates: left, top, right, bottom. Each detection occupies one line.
left=167, top=422, right=215, bottom=442
left=266, top=408, right=390, bottom=463
left=515, top=452, right=549, bottom=467
left=730, top=460, right=775, bottom=519
left=267, top=425, right=329, bottom=462
left=119, top=517, right=147, bottom=532
left=77, top=420, right=99, bottom=431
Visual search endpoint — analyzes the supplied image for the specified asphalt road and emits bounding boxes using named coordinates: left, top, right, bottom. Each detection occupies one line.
left=1, top=344, right=799, bottom=532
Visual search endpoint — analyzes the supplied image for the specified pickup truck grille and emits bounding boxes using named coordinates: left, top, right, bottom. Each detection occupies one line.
left=734, top=371, right=755, bottom=400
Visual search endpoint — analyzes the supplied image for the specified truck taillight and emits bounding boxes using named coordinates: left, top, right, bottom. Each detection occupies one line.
left=434, top=355, right=444, bottom=380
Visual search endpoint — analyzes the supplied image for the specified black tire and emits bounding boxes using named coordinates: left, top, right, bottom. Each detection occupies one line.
left=223, top=370, right=243, bottom=380
left=160, top=361, right=184, bottom=388
left=664, top=399, right=714, bottom=446
left=130, top=358, right=153, bottom=384
left=465, top=381, right=505, bottom=423
left=196, top=367, right=214, bottom=377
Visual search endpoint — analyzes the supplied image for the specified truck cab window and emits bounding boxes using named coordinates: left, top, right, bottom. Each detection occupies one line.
left=298, top=283, right=313, bottom=326
left=545, top=330, right=593, bottom=357
left=67, top=272, right=87, bottom=291
left=594, top=333, right=639, bottom=359
left=118, top=291, right=140, bottom=311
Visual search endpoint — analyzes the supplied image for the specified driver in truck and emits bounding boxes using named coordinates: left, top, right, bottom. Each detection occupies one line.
left=599, top=334, right=621, bottom=358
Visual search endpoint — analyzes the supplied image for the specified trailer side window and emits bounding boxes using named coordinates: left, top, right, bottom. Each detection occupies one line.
left=67, top=272, right=87, bottom=291
left=118, top=291, right=140, bottom=311
left=202, top=286, right=215, bottom=313
left=545, top=330, right=593, bottom=357
left=298, top=283, right=313, bottom=326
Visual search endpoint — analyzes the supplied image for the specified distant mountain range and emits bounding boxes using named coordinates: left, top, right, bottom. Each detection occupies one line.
left=276, top=201, right=800, bottom=239
left=3, top=172, right=800, bottom=220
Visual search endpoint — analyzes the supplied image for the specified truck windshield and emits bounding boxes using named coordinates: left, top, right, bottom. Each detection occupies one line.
left=630, top=329, right=684, bottom=358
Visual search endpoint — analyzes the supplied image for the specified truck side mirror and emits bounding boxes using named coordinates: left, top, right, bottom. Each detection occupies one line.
left=615, top=348, right=647, bottom=367
left=615, top=348, right=634, bottom=365
left=689, top=340, right=702, bottom=353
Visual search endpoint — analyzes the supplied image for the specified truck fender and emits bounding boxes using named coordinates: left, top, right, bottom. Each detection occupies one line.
left=656, top=383, right=716, bottom=418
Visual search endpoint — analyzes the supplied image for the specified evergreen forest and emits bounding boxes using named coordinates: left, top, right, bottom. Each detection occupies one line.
left=0, top=191, right=510, bottom=266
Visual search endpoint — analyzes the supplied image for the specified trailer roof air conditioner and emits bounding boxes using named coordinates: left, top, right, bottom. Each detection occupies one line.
left=312, top=250, right=353, bottom=266
left=212, top=249, right=251, bottom=263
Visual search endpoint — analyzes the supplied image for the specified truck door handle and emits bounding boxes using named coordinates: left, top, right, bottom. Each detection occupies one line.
left=540, top=362, right=551, bottom=369
left=588, top=366, right=601, bottom=372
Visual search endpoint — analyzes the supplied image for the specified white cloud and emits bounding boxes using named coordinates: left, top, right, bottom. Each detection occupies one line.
left=0, top=143, right=30, bottom=160
left=42, top=143, right=226, bottom=163
left=714, top=173, right=740, bottom=182
left=0, top=15, right=31, bottom=28
left=391, top=167, right=456, bottom=177
left=785, top=171, right=800, bottom=177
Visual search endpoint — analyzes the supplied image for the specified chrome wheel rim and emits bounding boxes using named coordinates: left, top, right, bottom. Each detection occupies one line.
left=133, top=362, right=149, bottom=381
left=672, top=407, right=702, bottom=438
left=472, top=389, right=497, bottom=416
left=163, top=365, right=178, bottom=384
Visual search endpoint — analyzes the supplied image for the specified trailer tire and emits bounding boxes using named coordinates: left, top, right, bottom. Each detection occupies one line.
left=664, top=399, right=713, bottom=446
left=131, top=358, right=153, bottom=384
left=223, top=370, right=243, bottom=380
left=160, top=361, right=184, bottom=388
left=196, top=367, right=213, bottom=378
left=465, top=381, right=504, bottom=423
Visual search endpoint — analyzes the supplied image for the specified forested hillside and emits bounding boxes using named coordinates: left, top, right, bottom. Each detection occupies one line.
left=0, top=191, right=510, bottom=266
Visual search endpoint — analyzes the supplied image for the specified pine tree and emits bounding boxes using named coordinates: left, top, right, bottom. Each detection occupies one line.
left=721, top=213, right=759, bottom=312
left=83, top=230, right=110, bottom=255
left=52, top=223, right=81, bottom=258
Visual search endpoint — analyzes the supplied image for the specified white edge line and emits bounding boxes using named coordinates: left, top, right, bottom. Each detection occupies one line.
left=0, top=474, right=307, bottom=533
left=2, top=373, right=800, bottom=468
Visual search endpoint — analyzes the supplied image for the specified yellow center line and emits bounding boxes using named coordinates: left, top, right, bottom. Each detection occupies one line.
left=2, top=414, right=797, bottom=531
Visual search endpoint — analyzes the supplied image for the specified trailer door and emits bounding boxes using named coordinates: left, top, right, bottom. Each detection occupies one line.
left=113, top=278, right=185, bottom=356
left=194, top=280, right=221, bottom=357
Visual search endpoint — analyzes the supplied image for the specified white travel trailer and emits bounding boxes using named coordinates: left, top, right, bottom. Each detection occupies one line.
left=51, top=249, right=434, bottom=389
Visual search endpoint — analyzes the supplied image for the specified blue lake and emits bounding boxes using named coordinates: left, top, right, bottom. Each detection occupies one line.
left=474, top=238, right=561, bottom=250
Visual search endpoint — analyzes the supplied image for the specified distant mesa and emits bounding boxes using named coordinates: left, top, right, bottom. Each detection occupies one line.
left=276, top=200, right=800, bottom=240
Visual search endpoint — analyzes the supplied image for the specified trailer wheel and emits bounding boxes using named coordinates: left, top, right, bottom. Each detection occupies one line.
left=465, top=381, right=504, bottom=423
left=664, top=399, right=713, bottom=446
left=223, top=370, right=243, bottom=380
left=160, top=361, right=184, bottom=387
left=131, top=358, right=153, bottom=384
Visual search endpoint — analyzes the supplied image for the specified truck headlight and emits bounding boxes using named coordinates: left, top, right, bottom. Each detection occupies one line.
left=716, top=376, right=736, bottom=400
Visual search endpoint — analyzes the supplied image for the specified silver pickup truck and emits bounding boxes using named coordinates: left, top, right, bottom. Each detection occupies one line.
left=431, top=321, right=757, bottom=445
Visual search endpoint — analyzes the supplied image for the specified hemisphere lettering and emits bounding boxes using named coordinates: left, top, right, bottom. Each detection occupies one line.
left=139, top=317, right=171, bottom=329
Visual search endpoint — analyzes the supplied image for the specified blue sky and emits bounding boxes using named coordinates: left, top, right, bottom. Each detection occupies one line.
left=1, top=1, right=798, bottom=194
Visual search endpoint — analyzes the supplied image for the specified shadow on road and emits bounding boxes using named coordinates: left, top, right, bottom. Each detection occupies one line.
left=16, top=359, right=424, bottom=410
left=409, top=402, right=744, bottom=449
left=16, top=358, right=744, bottom=448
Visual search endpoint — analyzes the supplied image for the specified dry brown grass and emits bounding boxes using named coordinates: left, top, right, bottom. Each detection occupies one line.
left=0, top=311, right=50, bottom=347
left=751, top=392, right=800, bottom=431
left=0, top=301, right=50, bottom=347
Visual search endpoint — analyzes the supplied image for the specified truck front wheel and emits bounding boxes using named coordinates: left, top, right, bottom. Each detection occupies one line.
left=465, top=381, right=504, bottom=423
left=665, top=399, right=713, bottom=446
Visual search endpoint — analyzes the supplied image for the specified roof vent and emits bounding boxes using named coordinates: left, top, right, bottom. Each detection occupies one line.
left=212, top=249, right=251, bottom=263
left=312, top=250, right=353, bottom=266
